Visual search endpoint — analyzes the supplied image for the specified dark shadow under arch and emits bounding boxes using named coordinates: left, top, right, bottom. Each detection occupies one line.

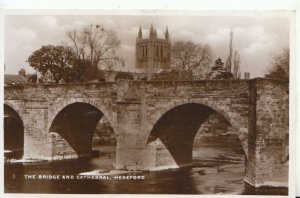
left=147, top=103, right=245, bottom=167
left=4, top=104, right=24, bottom=159
left=193, top=112, right=245, bottom=161
left=49, top=102, right=111, bottom=158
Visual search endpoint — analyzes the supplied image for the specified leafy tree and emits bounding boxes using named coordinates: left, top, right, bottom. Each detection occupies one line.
left=27, top=45, right=77, bottom=83
left=171, top=41, right=212, bottom=80
left=265, top=49, right=289, bottom=80
left=72, top=59, right=105, bottom=82
left=66, top=24, right=121, bottom=71
left=27, top=74, right=38, bottom=83
left=206, top=58, right=233, bottom=80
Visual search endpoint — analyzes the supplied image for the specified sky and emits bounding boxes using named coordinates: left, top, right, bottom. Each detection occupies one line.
left=4, top=12, right=290, bottom=78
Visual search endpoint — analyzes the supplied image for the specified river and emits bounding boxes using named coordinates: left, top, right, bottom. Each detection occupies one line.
left=4, top=135, right=288, bottom=195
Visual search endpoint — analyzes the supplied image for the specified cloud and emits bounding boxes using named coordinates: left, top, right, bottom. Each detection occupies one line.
left=120, top=44, right=134, bottom=51
left=174, top=30, right=196, bottom=41
left=5, top=26, right=38, bottom=74
left=235, top=26, right=282, bottom=76
left=15, top=26, right=37, bottom=40
left=202, top=24, right=287, bottom=77
left=204, top=28, right=230, bottom=45
left=36, top=16, right=57, bottom=28
left=242, top=28, right=279, bottom=55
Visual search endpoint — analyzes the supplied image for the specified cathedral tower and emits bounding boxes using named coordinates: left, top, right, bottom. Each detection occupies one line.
left=135, top=25, right=171, bottom=76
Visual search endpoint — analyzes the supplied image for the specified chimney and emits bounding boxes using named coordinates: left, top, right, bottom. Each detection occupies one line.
left=18, top=68, right=26, bottom=77
left=244, top=72, right=250, bottom=79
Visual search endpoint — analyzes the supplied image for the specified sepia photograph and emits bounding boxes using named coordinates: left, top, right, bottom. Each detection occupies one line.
left=3, top=9, right=292, bottom=196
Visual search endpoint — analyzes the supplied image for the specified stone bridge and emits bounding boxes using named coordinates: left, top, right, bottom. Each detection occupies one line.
left=4, top=78, right=289, bottom=187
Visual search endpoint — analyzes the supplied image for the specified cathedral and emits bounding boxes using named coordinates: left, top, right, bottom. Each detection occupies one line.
left=135, top=25, right=171, bottom=76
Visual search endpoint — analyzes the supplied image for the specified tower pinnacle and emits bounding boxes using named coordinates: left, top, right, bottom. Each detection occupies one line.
left=138, top=26, right=142, bottom=39
left=165, top=27, right=169, bottom=40
left=150, top=24, right=154, bottom=39
left=154, top=29, right=157, bottom=39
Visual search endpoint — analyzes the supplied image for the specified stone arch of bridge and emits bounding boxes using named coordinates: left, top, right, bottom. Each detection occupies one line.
left=4, top=101, right=25, bottom=124
left=146, top=98, right=248, bottom=161
left=48, top=99, right=117, bottom=158
left=48, top=98, right=117, bottom=134
left=4, top=103, right=24, bottom=159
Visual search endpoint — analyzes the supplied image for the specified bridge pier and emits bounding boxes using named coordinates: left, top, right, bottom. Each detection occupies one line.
left=244, top=79, right=289, bottom=187
left=116, top=143, right=156, bottom=170
left=48, top=132, right=78, bottom=160
left=22, top=104, right=53, bottom=160
left=114, top=97, right=161, bottom=170
left=116, top=138, right=180, bottom=170
left=23, top=131, right=52, bottom=160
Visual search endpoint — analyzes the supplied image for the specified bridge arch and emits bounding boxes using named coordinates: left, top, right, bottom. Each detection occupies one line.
left=48, top=100, right=117, bottom=158
left=48, top=98, right=117, bottom=133
left=146, top=98, right=248, bottom=167
left=4, top=103, right=24, bottom=159
left=148, top=99, right=242, bottom=134
left=4, top=101, right=25, bottom=124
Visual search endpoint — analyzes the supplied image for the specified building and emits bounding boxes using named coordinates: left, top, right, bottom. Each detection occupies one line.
left=100, top=69, right=148, bottom=82
left=135, top=25, right=171, bottom=77
left=4, top=68, right=37, bottom=86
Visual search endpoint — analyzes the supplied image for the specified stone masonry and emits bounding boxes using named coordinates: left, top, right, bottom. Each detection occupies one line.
left=4, top=78, right=288, bottom=187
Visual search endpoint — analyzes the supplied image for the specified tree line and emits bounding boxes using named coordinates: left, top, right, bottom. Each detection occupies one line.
left=27, top=24, right=289, bottom=83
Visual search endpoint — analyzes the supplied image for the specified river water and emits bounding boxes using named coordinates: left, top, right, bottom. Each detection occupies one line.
left=4, top=135, right=288, bottom=195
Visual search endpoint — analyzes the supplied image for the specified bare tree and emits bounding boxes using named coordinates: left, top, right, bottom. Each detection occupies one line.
left=233, top=50, right=241, bottom=78
left=225, top=30, right=234, bottom=73
left=225, top=30, right=241, bottom=79
left=171, top=41, right=212, bottom=80
left=66, top=24, right=121, bottom=70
